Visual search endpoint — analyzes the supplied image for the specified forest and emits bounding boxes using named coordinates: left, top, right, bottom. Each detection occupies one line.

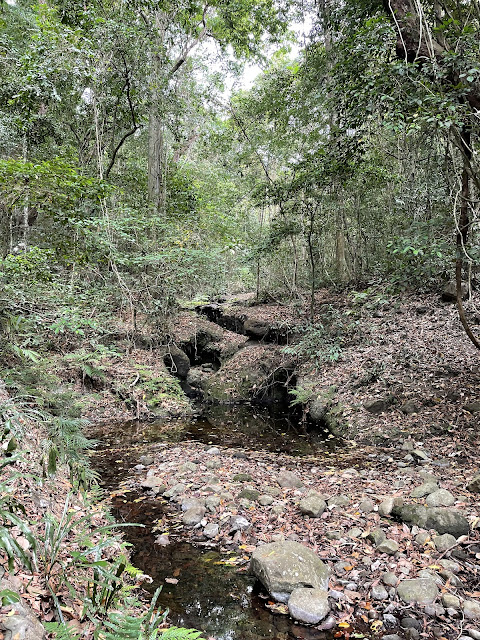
left=1, top=0, right=480, bottom=639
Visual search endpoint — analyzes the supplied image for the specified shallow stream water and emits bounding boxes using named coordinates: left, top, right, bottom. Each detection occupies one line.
left=90, top=406, right=336, bottom=640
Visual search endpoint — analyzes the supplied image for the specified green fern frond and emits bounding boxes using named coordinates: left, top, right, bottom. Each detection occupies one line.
left=43, top=622, right=80, bottom=639
left=158, top=627, right=203, bottom=640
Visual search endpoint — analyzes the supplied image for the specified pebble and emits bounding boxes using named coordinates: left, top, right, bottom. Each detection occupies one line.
left=377, top=539, right=399, bottom=555
left=378, top=497, right=395, bottom=516
left=203, top=523, right=219, bottom=539
left=468, top=630, right=480, bottom=639
left=464, top=600, right=480, bottom=620
left=371, top=584, right=389, bottom=600
left=415, top=531, right=430, bottom=546
left=348, top=527, right=363, bottom=539
left=434, top=533, right=457, bottom=551
left=382, top=571, right=398, bottom=586
left=383, top=614, right=397, bottom=627
left=230, top=515, right=251, bottom=532
left=207, top=447, right=220, bottom=455
left=401, top=617, right=422, bottom=630
left=205, top=496, right=221, bottom=512
left=359, top=498, right=375, bottom=513
left=426, top=488, right=456, bottom=507
left=258, top=494, right=274, bottom=506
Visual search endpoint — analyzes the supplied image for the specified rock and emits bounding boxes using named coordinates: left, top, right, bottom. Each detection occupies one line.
left=0, top=578, right=45, bottom=640
left=181, top=497, right=203, bottom=512
left=379, top=497, right=396, bottom=516
left=426, top=489, right=455, bottom=507
left=425, top=508, right=470, bottom=537
left=359, top=499, right=375, bottom=513
left=163, top=345, right=190, bottom=379
left=348, top=527, right=363, bottom=539
left=418, top=569, right=443, bottom=585
left=326, top=530, right=342, bottom=540
left=441, top=280, right=467, bottom=302
left=464, top=601, right=480, bottom=620
left=392, top=502, right=428, bottom=527
left=377, top=539, right=399, bottom=555
left=365, top=399, right=390, bottom=414
left=439, top=569, right=462, bottom=586
left=382, top=571, right=398, bottom=586
left=288, top=588, right=330, bottom=624
left=258, top=495, right=274, bottom=506
left=203, top=523, right=219, bottom=539
left=140, top=476, right=166, bottom=491
left=367, top=528, right=386, bottom=547
left=415, top=532, right=430, bottom=546
left=328, top=495, right=350, bottom=507
left=205, top=496, right=221, bottom=512
left=207, top=446, right=220, bottom=455
left=244, top=318, right=270, bottom=339
left=464, top=402, right=480, bottom=414
left=410, top=482, right=438, bottom=498
left=163, top=483, right=186, bottom=498
left=238, top=498, right=252, bottom=509
left=433, top=533, right=457, bottom=552
left=271, top=504, right=285, bottom=515
left=139, top=454, right=154, bottom=465
left=249, top=541, right=330, bottom=603
left=371, top=584, right=389, bottom=600
left=299, top=495, right=327, bottom=518
left=400, top=400, right=420, bottom=415
left=277, top=470, right=303, bottom=488
left=401, top=617, right=422, bottom=630
left=397, top=578, right=439, bottom=605
left=442, top=594, right=461, bottom=609
left=261, top=485, right=281, bottom=497
left=238, top=488, right=260, bottom=501
left=233, top=473, right=253, bottom=482
left=230, top=516, right=251, bottom=532
left=468, top=630, right=480, bottom=639
left=467, top=474, right=480, bottom=493
left=383, top=636, right=403, bottom=640
left=412, top=449, right=430, bottom=461
left=309, top=397, right=328, bottom=422
left=180, top=462, right=198, bottom=473
left=439, top=559, right=460, bottom=573
left=182, top=506, right=206, bottom=526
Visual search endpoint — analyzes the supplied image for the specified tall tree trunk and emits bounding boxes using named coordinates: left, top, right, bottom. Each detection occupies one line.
left=148, top=104, right=167, bottom=215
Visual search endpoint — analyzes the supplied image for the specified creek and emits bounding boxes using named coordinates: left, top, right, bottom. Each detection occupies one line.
left=90, top=405, right=336, bottom=640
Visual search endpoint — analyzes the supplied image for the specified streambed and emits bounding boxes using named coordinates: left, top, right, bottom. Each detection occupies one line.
left=90, top=405, right=336, bottom=640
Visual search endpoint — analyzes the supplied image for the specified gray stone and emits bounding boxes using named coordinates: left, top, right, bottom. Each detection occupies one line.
left=418, top=569, right=443, bottom=586
left=309, top=397, right=328, bottom=422
left=163, top=345, right=190, bottom=379
left=365, top=399, right=390, bottom=414
left=139, top=454, right=154, bottom=465
left=412, top=449, right=430, bottom=461
left=439, top=569, right=462, bottom=586
left=205, top=496, right=221, bottom=512
left=277, top=470, right=304, bottom=488
left=299, top=495, right=327, bottom=518
left=288, top=588, right=329, bottom=624
left=442, top=594, right=461, bottom=609
left=359, top=499, right=375, bottom=513
left=182, top=506, right=206, bottom=526
left=382, top=571, right=398, bottom=586
left=383, top=636, right=403, bottom=640
left=439, top=559, right=460, bottom=573
left=377, top=539, right=399, bottom=555
left=207, top=446, right=221, bottom=455
left=426, top=489, right=455, bottom=507
left=434, top=533, right=457, bottom=552
left=371, top=584, right=389, bottom=600
left=328, top=495, right=350, bottom=507
left=415, top=531, right=430, bottom=546
left=233, top=473, right=252, bottom=482
left=397, top=578, right=439, bottom=605
left=464, top=402, right=480, bottom=414
left=348, top=527, right=363, bottom=539
left=258, top=494, right=274, bottom=506
left=180, top=462, right=198, bottom=473
left=164, top=483, right=186, bottom=498
left=464, top=601, right=480, bottom=620
left=250, top=541, right=330, bottom=603
left=181, top=497, right=204, bottom=512
left=468, top=630, right=480, bottom=639
left=467, top=474, right=480, bottom=493
left=261, top=485, right=281, bottom=497
left=238, top=488, right=260, bottom=501
left=400, top=400, right=420, bottom=414
left=326, top=530, right=342, bottom=540
left=230, top=515, right=251, bottom=532
left=271, top=504, right=285, bottom=515
left=425, top=508, right=470, bottom=537
left=0, top=577, right=45, bottom=640
left=203, top=523, right=219, bottom=539
left=367, top=528, right=386, bottom=547
left=379, top=497, right=396, bottom=516
left=401, top=617, right=422, bottom=630
left=238, top=498, right=252, bottom=509
left=411, top=482, right=438, bottom=498
left=140, top=476, right=166, bottom=491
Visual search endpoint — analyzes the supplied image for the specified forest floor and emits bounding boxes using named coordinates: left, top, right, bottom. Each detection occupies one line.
left=105, top=287, right=480, bottom=640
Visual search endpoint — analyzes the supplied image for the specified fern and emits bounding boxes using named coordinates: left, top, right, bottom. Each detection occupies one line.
left=43, top=622, right=80, bottom=639
left=158, top=628, right=203, bottom=640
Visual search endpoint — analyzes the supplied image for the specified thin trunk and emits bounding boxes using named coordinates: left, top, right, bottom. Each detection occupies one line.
left=455, top=128, right=480, bottom=350
left=22, top=134, right=29, bottom=249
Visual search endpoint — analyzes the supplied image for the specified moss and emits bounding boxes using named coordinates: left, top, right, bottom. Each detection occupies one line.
left=134, top=366, right=185, bottom=408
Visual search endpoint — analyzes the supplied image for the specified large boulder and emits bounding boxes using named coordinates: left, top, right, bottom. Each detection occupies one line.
left=250, top=541, right=330, bottom=603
